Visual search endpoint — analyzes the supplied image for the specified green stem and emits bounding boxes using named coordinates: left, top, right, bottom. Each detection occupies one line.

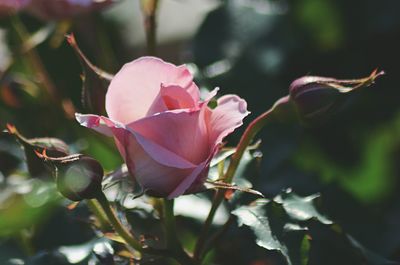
left=96, top=192, right=143, bottom=251
left=163, top=199, right=177, bottom=249
left=201, top=216, right=234, bottom=259
left=193, top=192, right=223, bottom=261
left=194, top=96, right=291, bottom=263
left=163, top=199, right=197, bottom=265
left=86, top=199, right=111, bottom=231
left=95, top=193, right=189, bottom=263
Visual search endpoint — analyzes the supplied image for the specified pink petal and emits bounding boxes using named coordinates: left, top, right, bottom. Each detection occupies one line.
left=146, top=84, right=197, bottom=115
left=127, top=109, right=210, bottom=165
left=167, top=161, right=208, bottom=199
left=75, top=113, right=114, bottom=137
left=75, top=113, right=195, bottom=169
left=208, top=94, right=250, bottom=146
left=76, top=113, right=203, bottom=197
left=106, top=57, right=199, bottom=124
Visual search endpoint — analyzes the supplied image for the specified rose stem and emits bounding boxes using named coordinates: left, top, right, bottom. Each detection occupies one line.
left=140, top=0, right=159, bottom=56
left=86, top=199, right=112, bottom=231
left=95, top=192, right=175, bottom=259
left=163, top=199, right=197, bottom=265
left=194, top=96, right=291, bottom=262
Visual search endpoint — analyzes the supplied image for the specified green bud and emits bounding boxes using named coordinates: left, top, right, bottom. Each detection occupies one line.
left=289, top=70, right=384, bottom=122
left=56, top=156, right=104, bottom=201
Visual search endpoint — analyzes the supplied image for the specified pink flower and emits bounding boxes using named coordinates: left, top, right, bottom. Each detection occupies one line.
left=0, top=0, right=30, bottom=16
left=76, top=57, right=249, bottom=198
left=26, top=0, right=117, bottom=20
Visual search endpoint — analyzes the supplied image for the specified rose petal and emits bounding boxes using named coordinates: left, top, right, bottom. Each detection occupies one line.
left=75, top=113, right=195, bottom=169
left=127, top=109, right=209, bottom=165
left=111, top=127, right=196, bottom=197
left=147, top=84, right=197, bottom=115
left=167, top=161, right=208, bottom=199
left=106, top=57, right=199, bottom=124
left=208, top=94, right=250, bottom=145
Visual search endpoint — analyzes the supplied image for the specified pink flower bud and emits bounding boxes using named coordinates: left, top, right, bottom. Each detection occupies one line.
left=76, top=57, right=249, bottom=198
left=289, top=70, right=384, bottom=122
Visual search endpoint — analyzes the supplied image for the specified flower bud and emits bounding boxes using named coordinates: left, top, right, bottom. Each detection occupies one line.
left=56, top=156, right=104, bottom=201
left=289, top=70, right=384, bottom=122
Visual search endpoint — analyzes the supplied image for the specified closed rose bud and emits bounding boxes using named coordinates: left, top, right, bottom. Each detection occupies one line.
left=56, top=156, right=103, bottom=201
left=26, top=0, right=117, bottom=20
left=289, top=70, right=384, bottom=122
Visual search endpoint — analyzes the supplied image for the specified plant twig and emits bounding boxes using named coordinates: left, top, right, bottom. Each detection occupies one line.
left=194, top=96, right=291, bottom=263
left=140, top=0, right=159, bottom=56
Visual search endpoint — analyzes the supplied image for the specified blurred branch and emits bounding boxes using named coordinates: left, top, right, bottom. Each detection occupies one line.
left=11, top=16, right=59, bottom=104
left=10, top=16, right=75, bottom=119
left=140, top=0, right=160, bottom=56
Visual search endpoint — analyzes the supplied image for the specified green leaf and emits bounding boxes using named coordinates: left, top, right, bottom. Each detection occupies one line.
left=233, top=190, right=395, bottom=265
left=232, top=199, right=293, bottom=265
left=274, top=190, right=332, bottom=224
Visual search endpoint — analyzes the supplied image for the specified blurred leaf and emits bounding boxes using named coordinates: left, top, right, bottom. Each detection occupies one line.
left=346, top=236, right=398, bottom=265
left=92, top=239, right=115, bottom=265
left=294, top=111, right=400, bottom=203
left=0, top=150, right=19, bottom=175
left=25, top=251, right=70, bottom=265
left=274, top=191, right=332, bottom=225
left=295, top=0, right=344, bottom=50
left=0, top=177, right=60, bottom=237
left=57, top=238, right=118, bottom=265
left=21, top=23, right=56, bottom=54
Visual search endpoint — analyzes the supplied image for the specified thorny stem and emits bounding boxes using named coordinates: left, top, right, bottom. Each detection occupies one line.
left=194, top=96, right=291, bottom=263
left=140, top=0, right=159, bottom=56
left=96, top=192, right=194, bottom=264
left=96, top=192, right=144, bottom=251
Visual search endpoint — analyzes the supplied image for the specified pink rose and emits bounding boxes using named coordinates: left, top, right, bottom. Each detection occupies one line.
left=26, top=0, right=116, bottom=20
left=76, top=57, right=249, bottom=198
